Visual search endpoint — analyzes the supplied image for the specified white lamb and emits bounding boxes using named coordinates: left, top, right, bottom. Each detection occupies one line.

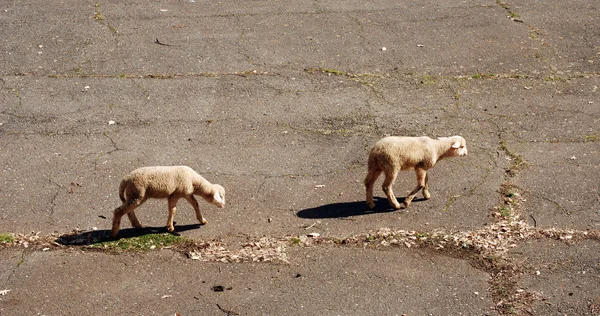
left=364, top=136, right=467, bottom=209
left=110, top=166, right=225, bottom=238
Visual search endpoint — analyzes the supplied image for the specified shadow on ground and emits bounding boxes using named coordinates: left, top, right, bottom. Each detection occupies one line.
left=296, top=196, right=426, bottom=219
left=55, top=224, right=201, bottom=246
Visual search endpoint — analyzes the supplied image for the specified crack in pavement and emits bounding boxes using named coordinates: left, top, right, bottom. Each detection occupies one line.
left=5, top=251, right=26, bottom=282
left=495, top=0, right=560, bottom=74
left=0, top=78, right=23, bottom=114
left=44, top=178, right=64, bottom=224
left=92, top=3, right=120, bottom=50
left=92, top=132, right=123, bottom=170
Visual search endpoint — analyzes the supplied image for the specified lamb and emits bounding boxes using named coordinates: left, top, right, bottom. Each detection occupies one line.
left=110, top=166, right=225, bottom=238
left=364, top=136, right=467, bottom=210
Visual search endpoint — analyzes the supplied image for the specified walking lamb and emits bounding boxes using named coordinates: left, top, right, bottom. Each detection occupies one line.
left=110, top=166, right=225, bottom=238
left=364, top=136, right=467, bottom=209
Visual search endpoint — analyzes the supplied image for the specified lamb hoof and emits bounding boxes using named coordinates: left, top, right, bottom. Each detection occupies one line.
left=167, top=226, right=175, bottom=233
left=200, top=219, right=208, bottom=225
left=403, top=195, right=416, bottom=208
left=366, top=202, right=376, bottom=210
left=390, top=202, right=402, bottom=210
left=423, top=192, right=431, bottom=200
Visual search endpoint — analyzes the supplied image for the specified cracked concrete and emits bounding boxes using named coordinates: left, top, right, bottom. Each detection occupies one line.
left=1, top=0, right=599, bottom=314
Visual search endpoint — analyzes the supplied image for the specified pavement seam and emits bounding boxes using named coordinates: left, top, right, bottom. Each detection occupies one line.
left=2, top=70, right=599, bottom=83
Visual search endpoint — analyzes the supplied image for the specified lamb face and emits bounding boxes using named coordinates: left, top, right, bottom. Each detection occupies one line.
left=449, top=136, right=468, bottom=157
left=212, top=185, right=226, bottom=208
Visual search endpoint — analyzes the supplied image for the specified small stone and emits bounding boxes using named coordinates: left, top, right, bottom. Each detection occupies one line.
left=187, top=251, right=201, bottom=260
left=377, top=227, right=391, bottom=234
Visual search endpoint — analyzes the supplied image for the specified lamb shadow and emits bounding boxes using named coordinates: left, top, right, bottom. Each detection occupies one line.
left=55, top=223, right=202, bottom=246
left=296, top=196, right=426, bottom=219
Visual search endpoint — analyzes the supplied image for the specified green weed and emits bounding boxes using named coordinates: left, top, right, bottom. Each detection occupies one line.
left=499, top=207, right=512, bottom=218
left=499, top=141, right=526, bottom=175
left=507, top=11, right=520, bottom=19
left=0, top=233, right=14, bottom=244
left=421, top=75, right=436, bottom=85
left=90, top=233, right=185, bottom=253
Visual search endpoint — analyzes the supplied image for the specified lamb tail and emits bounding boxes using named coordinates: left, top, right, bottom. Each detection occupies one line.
left=118, top=180, right=126, bottom=202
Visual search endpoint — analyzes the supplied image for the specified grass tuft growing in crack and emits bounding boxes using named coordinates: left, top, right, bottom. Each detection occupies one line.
left=304, top=67, right=383, bottom=80
left=584, top=134, right=599, bottom=142
left=421, top=74, right=436, bottom=85
left=494, top=182, right=522, bottom=221
left=89, top=233, right=186, bottom=253
left=499, top=141, right=527, bottom=176
left=441, top=195, right=459, bottom=213
left=496, top=0, right=522, bottom=22
left=472, top=73, right=496, bottom=79
left=93, top=3, right=118, bottom=36
left=93, top=4, right=105, bottom=21
left=0, top=233, right=14, bottom=244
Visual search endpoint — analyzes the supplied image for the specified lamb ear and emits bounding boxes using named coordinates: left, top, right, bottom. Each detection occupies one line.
left=452, top=141, right=461, bottom=149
